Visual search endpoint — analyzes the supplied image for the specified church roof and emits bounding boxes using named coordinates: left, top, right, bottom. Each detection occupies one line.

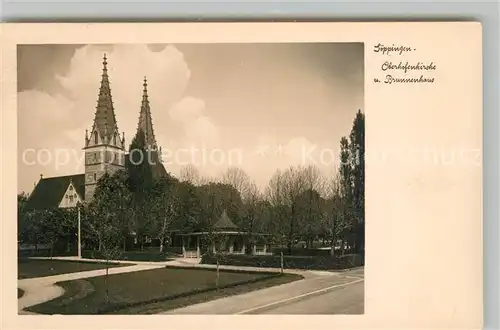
left=131, top=76, right=167, bottom=181
left=91, top=54, right=120, bottom=141
left=26, top=174, right=85, bottom=210
left=136, top=77, right=158, bottom=149
left=213, top=210, right=239, bottom=231
left=124, top=152, right=167, bottom=181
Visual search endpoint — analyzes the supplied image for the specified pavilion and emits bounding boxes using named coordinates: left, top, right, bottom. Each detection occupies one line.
left=180, top=210, right=272, bottom=258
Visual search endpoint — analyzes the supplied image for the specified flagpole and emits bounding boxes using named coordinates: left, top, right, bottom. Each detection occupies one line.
left=78, top=206, right=82, bottom=259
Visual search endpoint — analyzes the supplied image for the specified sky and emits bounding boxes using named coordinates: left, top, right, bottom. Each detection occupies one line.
left=17, top=43, right=364, bottom=194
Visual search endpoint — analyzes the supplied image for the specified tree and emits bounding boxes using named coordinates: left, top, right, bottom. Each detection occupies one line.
left=336, top=109, right=365, bottom=255
left=281, top=166, right=308, bottom=253
left=240, top=181, right=262, bottom=254
left=19, top=211, right=39, bottom=250
left=31, top=208, right=74, bottom=258
left=128, top=129, right=154, bottom=250
left=221, top=167, right=251, bottom=198
left=266, top=166, right=309, bottom=254
left=295, top=188, right=323, bottom=248
left=265, top=169, right=288, bottom=247
left=221, top=167, right=252, bottom=226
left=349, top=110, right=365, bottom=255
left=150, top=175, right=179, bottom=252
left=297, top=165, right=326, bottom=248
left=176, top=181, right=203, bottom=232
left=322, top=172, right=343, bottom=256
left=197, top=181, right=221, bottom=255
left=17, top=192, right=29, bottom=241
left=338, top=136, right=354, bottom=253
left=87, top=171, right=129, bottom=302
left=113, top=170, right=133, bottom=252
left=18, top=192, right=36, bottom=246
left=179, top=164, right=201, bottom=185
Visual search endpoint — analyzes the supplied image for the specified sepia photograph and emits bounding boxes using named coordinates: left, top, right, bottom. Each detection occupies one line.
left=17, top=42, right=365, bottom=315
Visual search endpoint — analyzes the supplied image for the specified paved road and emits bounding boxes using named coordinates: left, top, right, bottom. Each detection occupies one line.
left=250, top=278, right=363, bottom=314
left=246, top=268, right=364, bottom=315
left=164, top=268, right=364, bottom=315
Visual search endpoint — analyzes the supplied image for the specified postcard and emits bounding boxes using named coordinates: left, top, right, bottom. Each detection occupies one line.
left=1, top=22, right=482, bottom=330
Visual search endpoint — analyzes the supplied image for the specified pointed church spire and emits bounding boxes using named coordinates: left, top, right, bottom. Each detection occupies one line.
left=133, top=76, right=167, bottom=179
left=136, top=76, right=158, bottom=149
left=91, top=53, right=120, bottom=143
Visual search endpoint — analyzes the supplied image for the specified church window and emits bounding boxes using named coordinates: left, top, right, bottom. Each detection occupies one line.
left=69, top=195, right=74, bottom=203
left=95, top=132, right=98, bottom=144
left=69, top=185, right=73, bottom=191
left=113, top=134, right=117, bottom=145
left=94, top=173, right=97, bottom=182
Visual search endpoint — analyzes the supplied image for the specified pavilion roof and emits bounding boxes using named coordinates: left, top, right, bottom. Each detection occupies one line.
left=213, top=209, right=239, bottom=231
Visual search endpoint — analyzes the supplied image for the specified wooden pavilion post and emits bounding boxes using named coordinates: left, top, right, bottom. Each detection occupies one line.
left=182, top=236, right=186, bottom=258
left=196, top=235, right=200, bottom=258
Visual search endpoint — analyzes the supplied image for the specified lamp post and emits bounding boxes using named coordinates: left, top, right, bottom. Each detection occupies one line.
left=77, top=205, right=82, bottom=259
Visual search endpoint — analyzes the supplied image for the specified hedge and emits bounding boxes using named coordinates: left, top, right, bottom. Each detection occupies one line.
left=18, top=248, right=180, bottom=262
left=81, top=250, right=173, bottom=262
left=271, top=247, right=333, bottom=257
left=201, top=253, right=364, bottom=271
left=18, top=248, right=77, bottom=259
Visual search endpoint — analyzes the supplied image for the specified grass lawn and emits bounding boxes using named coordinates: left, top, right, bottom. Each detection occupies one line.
left=18, top=259, right=129, bottom=279
left=28, top=267, right=303, bottom=314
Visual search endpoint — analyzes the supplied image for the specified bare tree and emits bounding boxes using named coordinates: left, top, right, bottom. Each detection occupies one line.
left=322, top=171, right=343, bottom=256
left=281, top=166, right=308, bottom=253
left=199, top=175, right=215, bottom=186
left=196, top=177, right=223, bottom=255
left=150, top=177, right=179, bottom=253
left=241, top=180, right=262, bottom=253
left=221, top=166, right=252, bottom=198
left=265, top=169, right=287, bottom=246
left=303, top=165, right=326, bottom=196
left=299, top=165, right=326, bottom=248
left=265, top=166, right=309, bottom=253
left=180, top=164, right=201, bottom=185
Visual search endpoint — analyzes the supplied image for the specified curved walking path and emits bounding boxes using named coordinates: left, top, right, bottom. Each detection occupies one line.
left=18, top=256, right=348, bottom=315
left=18, top=262, right=165, bottom=313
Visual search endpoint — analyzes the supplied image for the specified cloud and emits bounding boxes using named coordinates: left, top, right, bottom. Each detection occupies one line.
left=169, top=96, right=219, bottom=148
left=18, top=43, right=359, bottom=195
left=17, top=44, right=219, bottom=193
left=169, top=96, right=205, bottom=124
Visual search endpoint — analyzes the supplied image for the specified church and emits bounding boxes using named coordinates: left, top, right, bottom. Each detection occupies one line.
left=26, top=54, right=167, bottom=210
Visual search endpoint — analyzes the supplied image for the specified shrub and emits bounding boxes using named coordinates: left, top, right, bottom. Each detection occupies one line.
left=82, top=250, right=172, bottom=262
left=18, top=248, right=76, bottom=259
left=271, top=247, right=332, bottom=257
left=201, top=253, right=363, bottom=271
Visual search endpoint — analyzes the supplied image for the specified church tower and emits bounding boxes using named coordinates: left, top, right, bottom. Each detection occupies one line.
left=137, top=77, right=159, bottom=152
left=83, top=54, right=126, bottom=201
left=134, top=77, right=167, bottom=179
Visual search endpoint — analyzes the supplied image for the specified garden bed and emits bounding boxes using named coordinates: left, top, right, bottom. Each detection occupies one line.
left=27, top=266, right=302, bottom=314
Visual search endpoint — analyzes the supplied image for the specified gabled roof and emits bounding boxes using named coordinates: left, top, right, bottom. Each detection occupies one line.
left=213, top=210, right=239, bottom=231
left=26, top=174, right=85, bottom=210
